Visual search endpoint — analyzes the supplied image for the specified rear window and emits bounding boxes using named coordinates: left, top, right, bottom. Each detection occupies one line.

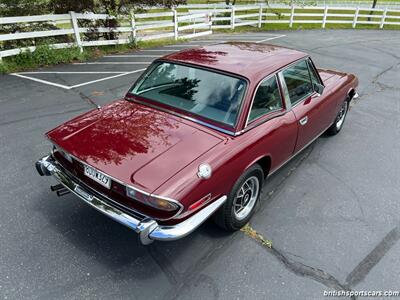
left=130, top=62, right=247, bottom=127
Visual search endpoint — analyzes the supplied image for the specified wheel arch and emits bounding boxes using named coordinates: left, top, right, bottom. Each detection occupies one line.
left=347, top=88, right=356, bottom=102
left=245, top=155, right=272, bottom=179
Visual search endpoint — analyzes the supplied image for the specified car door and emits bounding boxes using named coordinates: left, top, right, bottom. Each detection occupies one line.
left=245, top=74, right=297, bottom=171
left=278, top=59, right=327, bottom=154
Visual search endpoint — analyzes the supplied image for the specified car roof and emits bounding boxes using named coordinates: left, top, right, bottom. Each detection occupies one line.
left=161, top=42, right=308, bottom=82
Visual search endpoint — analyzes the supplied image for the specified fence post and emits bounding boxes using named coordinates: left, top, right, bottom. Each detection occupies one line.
left=352, top=7, right=359, bottom=28
left=231, top=6, right=235, bottom=30
left=258, top=4, right=263, bottom=28
left=322, top=6, right=328, bottom=28
left=130, top=11, right=137, bottom=42
left=289, top=5, right=295, bottom=28
left=173, top=8, right=178, bottom=40
left=69, top=11, right=83, bottom=52
left=380, top=7, right=387, bottom=28
left=208, top=13, right=213, bottom=32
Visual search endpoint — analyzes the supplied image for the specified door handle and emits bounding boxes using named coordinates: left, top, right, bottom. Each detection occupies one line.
left=299, top=116, right=308, bottom=126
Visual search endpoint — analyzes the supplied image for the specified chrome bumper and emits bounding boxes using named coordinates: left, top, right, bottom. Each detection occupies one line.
left=36, top=155, right=227, bottom=245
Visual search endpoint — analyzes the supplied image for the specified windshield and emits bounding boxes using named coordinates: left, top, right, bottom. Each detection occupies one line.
left=130, top=62, right=247, bottom=127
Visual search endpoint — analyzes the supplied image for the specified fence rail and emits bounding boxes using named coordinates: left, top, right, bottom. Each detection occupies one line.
left=0, top=10, right=212, bottom=60
left=1, top=4, right=400, bottom=60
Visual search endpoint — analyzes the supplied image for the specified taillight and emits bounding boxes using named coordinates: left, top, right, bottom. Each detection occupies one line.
left=126, top=186, right=180, bottom=212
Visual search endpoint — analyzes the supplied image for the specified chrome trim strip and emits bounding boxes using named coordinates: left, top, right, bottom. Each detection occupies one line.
left=149, top=196, right=227, bottom=241
left=244, top=74, right=284, bottom=128
left=277, top=71, right=292, bottom=111
left=36, top=155, right=227, bottom=245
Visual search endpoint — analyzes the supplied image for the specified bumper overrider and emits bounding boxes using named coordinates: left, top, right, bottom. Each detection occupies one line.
left=35, top=155, right=227, bottom=245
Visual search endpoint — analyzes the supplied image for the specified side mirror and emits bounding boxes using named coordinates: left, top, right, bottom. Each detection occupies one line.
left=314, top=83, right=324, bottom=95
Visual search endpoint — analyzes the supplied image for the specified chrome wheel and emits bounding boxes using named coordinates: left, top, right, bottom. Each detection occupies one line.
left=233, top=176, right=260, bottom=221
left=336, top=101, right=348, bottom=130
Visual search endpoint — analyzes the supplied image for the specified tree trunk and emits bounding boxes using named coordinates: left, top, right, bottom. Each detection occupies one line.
left=369, top=0, right=378, bottom=21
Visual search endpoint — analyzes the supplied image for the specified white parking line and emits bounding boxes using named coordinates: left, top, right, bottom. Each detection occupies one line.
left=163, top=44, right=201, bottom=47
left=69, top=69, right=146, bottom=89
left=255, top=35, right=286, bottom=43
left=73, top=62, right=152, bottom=65
left=105, top=55, right=160, bottom=58
left=141, top=49, right=178, bottom=52
left=17, top=71, right=125, bottom=74
left=11, top=68, right=146, bottom=90
left=10, top=73, right=71, bottom=90
left=11, top=34, right=287, bottom=91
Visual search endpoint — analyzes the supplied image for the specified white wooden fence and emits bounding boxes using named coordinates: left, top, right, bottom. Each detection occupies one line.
left=0, top=10, right=212, bottom=60
left=187, top=4, right=400, bottom=29
left=1, top=4, right=400, bottom=60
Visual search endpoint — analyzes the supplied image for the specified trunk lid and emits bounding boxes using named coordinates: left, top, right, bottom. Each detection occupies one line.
left=47, top=99, right=223, bottom=193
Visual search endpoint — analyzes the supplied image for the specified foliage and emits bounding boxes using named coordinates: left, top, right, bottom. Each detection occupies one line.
left=0, top=0, right=59, bottom=50
left=0, top=0, right=50, bottom=16
left=48, top=0, right=187, bottom=14
left=0, top=38, right=188, bottom=74
left=0, top=45, right=88, bottom=73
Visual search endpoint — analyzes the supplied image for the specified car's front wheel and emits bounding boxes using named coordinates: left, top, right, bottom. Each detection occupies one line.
left=214, top=164, right=263, bottom=231
left=326, top=100, right=349, bottom=136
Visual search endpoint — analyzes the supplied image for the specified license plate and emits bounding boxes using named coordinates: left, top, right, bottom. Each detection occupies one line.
left=84, top=165, right=111, bottom=189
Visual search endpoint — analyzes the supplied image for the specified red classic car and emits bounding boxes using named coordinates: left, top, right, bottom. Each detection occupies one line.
left=36, top=43, right=358, bottom=244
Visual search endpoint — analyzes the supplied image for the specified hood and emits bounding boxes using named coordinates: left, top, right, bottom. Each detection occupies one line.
left=47, top=99, right=223, bottom=193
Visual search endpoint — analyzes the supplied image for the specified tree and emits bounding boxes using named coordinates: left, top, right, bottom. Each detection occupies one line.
left=49, top=0, right=186, bottom=14
left=0, top=0, right=57, bottom=50
left=225, top=0, right=237, bottom=5
left=48, top=0, right=187, bottom=40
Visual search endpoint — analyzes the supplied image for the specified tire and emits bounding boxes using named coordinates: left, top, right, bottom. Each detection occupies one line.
left=213, top=164, right=264, bottom=231
left=326, top=99, right=349, bottom=136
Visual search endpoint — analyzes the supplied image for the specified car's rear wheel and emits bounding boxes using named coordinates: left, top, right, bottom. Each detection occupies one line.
left=326, top=100, right=349, bottom=136
left=213, top=164, right=263, bottom=231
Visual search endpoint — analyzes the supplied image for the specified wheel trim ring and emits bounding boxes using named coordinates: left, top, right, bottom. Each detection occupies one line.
left=233, top=176, right=260, bottom=221
left=336, top=101, right=348, bottom=130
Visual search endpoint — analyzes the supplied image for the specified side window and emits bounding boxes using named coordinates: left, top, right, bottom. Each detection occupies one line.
left=282, top=60, right=313, bottom=105
left=307, top=59, right=321, bottom=86
left=248, top=76, right=283, bottom=122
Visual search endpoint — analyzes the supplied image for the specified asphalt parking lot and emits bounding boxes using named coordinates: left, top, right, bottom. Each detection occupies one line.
left=0, top=30, right=399, bottom=300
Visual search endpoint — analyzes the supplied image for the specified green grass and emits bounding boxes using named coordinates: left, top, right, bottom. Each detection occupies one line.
left=0, top=38, right=187, bottom=74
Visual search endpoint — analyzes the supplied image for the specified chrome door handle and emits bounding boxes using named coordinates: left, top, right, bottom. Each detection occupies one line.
left=299, top=116, right=308, bottom=126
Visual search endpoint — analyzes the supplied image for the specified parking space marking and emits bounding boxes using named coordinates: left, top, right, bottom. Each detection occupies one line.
left=105, top=55, right=160, bottom=58
left=141, top=49, right=179, bottom=52
left=10, top=73, right=71, bottom=90
left=163, top=44, right=201, bottom=47
left=17, top=71, right=126, bottom=74
left=11, top=68, right=146, bottom=90
left=69, top=69, right=146, bottom=89
left=254, top=35, right=286, bottom=43
left=73, top=62, right=152, bottom=65
left=185, top=34, right=285, bottom=44
left=10, top=34, right=286, bottom=91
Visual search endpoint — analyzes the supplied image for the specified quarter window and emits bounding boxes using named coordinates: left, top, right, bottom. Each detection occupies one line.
left=282, top=60, right=313, bottom=105
left=307, top=59, right=321, bottom=86
left=248, top=76, right=283, bottom=123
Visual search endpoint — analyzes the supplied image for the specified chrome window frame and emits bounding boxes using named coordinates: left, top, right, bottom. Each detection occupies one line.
left=128, top=60, right=249, bottom=133
left=279, top=58, right=315, bottom=108
left=244, top=73, right=284, bottom=128
left=306, top=57, right=324, bottom=86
